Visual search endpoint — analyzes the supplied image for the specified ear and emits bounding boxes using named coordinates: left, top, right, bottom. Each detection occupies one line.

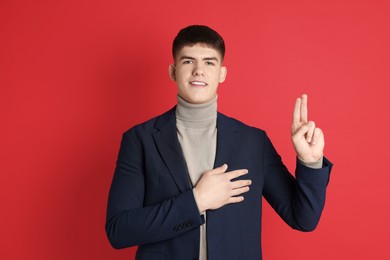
left=169, top=64, right=176, bottom=81
left=219, top=66, right=227, bottom=83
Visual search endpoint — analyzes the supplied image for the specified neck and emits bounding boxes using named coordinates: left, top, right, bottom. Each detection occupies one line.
left=175, top=95, right=217, bottom=129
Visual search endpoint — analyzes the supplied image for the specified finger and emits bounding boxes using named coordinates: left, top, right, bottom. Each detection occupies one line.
left=306, top=121, right=315, bottom=143
left=227, top=196, right=244, bottom=204
left=301, top=94, right=308, bottom=123
left=311, top=127, right=323, bottom=145
left=211, top=164, right=228, bottom=175
left=230, top=179, right=252, bottom=189
left=226, top=169, right=249, bottom=180
left=292, top=121, right=313, bottom=141
left=231, top=186, right=250, bottom=196
left=292, top=97, right=301, bottom=126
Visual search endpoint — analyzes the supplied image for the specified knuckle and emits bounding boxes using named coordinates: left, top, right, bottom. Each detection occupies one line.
left=225, top=173, right=233, bottom=181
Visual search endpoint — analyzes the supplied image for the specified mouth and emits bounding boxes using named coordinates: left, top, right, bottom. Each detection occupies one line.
left=190, top=81, right=207, bottom=87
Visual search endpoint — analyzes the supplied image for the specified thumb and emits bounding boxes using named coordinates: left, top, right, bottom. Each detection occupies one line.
left=213, top=164, right=228, bottom=174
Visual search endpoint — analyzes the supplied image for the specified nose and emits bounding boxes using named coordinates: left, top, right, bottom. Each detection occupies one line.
left=192, top=63, right=204, bottom=76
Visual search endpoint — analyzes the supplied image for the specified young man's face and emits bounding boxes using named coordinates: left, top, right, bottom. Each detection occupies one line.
left=169, top=44, right=227, bottom=104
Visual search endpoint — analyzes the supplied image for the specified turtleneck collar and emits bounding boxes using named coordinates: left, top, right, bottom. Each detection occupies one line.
left=175, top=95, right=217, bottom=129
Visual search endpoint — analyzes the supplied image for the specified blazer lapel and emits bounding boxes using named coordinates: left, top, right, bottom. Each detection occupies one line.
left=152, top=109, right=241, bottom=193
left=153, top=107, right=191, bottom=193
left=213, top=112, right=241, bottom=168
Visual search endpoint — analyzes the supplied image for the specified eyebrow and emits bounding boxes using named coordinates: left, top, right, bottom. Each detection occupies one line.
left=179, top=56, right=220, bottom=62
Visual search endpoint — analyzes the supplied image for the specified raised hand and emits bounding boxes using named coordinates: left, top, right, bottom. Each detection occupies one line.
left=193, top=164, right=251, bottom=212
left=291, top=94, right=325, bottom=163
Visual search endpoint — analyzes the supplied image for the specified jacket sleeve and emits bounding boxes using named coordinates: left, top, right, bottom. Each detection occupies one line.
left=262, top=133, right=333, bottom=231
left=105, top=131, right=204, bottom=249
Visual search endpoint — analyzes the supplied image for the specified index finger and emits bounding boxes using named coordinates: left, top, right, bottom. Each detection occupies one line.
left=293, top=97, right=302, bottom=125
left=227, top=169, right=248, bottom=180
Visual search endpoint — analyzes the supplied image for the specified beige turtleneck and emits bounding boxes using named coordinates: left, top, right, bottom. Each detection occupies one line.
left=176, top=95, right=217, bottom=260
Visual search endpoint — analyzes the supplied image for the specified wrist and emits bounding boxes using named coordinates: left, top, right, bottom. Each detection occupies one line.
left=298, top=156, right=323, bottom=169
left=297, top=153, right=323, bottom=164
left=192, top=188, right=206, bottom=213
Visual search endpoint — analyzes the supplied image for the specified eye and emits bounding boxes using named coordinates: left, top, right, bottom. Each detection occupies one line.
left=183, top=60, right=193, bottom=64
left=205, top=61, right=215, bottom=66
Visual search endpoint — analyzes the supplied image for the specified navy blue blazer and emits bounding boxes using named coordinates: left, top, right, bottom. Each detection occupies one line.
left=106, top=107, right=332, bottom=260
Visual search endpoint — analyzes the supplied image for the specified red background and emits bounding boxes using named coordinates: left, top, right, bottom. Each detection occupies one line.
left=1, top=0, right=389, bottom=259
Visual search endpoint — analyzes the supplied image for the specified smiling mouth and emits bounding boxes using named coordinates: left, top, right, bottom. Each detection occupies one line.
left=190, top=81, right=207, bottom=86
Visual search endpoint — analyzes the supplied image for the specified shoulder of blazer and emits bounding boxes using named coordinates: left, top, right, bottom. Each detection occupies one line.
left=216, top=111, right=266, bottom=136
left=122, top=106, right=177, bottom=137
left=154, top=106, right=176, bottom=131
left=217, top=112, right=243, bottom=132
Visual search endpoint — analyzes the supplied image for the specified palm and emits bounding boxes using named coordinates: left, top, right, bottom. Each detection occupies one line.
left=291, top=94, right=324, bottom=163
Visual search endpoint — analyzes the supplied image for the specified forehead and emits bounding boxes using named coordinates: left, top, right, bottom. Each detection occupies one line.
left=175, top=44, right=222, bottom=61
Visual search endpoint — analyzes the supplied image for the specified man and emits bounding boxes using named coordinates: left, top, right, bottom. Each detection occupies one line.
left=106, top=25, right=333, bottom=260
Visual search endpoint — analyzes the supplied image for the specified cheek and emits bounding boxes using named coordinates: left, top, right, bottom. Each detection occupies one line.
left=176, top=67, right=190, bottom=77
left=211, top=74, right=222, bottom=85
left=210, top=69, right=222, bottom=80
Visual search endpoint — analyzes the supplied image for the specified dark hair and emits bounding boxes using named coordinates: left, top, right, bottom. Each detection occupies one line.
left=172, top=25, right=225, bottom=61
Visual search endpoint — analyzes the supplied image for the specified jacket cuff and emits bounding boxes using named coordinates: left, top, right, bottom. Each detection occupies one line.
left=297, top=157, right=323, bottom=169
left=295, top=157, right=333, bottom=184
